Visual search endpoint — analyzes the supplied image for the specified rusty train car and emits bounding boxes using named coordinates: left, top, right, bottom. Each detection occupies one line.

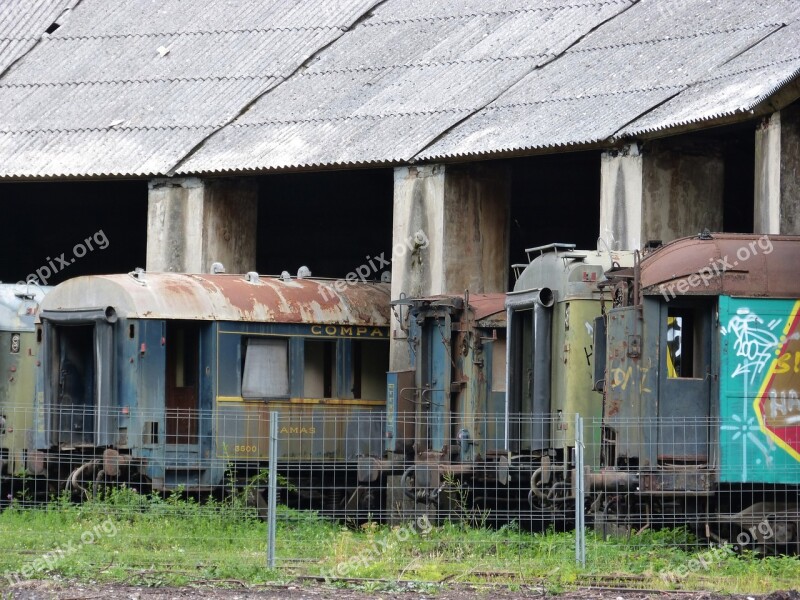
left=25, top=271, right=390, bottom=514
left=5, top=233, right=800, bottom=551
left=594, top=233, right=800, bottom=552
left=368, top=244, right=633, bottom=526
left=0, top=283, right=49, bottom=504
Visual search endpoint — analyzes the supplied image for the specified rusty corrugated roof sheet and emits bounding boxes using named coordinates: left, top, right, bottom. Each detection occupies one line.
left=40, top=273, right=391, bottom=325
left=640, top=234, right=800, bottom=299
left=1, top=0, right=799, bottom=177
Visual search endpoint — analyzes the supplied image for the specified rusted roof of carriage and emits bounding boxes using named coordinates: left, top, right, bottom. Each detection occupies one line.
left=640, top=234, right=800, bottom=299
left=0, top=0, right=799, bottom=177
left=39, top=273, right=391, bottom=325
left=404, top=293, right=506, bottom=324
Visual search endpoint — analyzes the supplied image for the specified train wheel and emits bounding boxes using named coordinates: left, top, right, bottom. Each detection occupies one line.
left=245, top=488, right=269, bottom=520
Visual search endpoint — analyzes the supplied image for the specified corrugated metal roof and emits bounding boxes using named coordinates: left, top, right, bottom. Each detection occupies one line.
left=617, top=20, right=800, bottom=137
left=0, top=0, right=76, bottom=74
left=1, top=0, right=799, bottom=177
left=0, top=0, right=382, bottom=178
left=176, top=0, right=635, bottom=173
left=419, top=0, right=800, bottom=160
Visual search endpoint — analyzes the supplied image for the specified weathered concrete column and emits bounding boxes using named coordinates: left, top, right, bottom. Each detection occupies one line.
left=754, top=106, right=800, bottom=235
left=146, top=177, right=258, bottom=273
left=599, top=144, right=643, bottom=251
left=390, top=163, right=510, bottom=370
left=600, top=141, right=724, bottom=250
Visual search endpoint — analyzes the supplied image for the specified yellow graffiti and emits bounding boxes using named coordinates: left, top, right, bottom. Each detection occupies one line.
left=773, top=351, right=800, bottom=375
left=610, top=364, right=653, bottom=393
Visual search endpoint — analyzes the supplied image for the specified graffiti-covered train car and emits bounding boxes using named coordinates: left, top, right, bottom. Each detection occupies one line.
left=30, top=270, right=390, bottom=514
left=596, top=233, right=800, bottom=552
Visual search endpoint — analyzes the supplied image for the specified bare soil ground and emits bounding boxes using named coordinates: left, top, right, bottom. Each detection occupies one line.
left=3, top=581, right=800, bottom=600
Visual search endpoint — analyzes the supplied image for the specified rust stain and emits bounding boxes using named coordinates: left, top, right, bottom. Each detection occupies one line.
left=42, top=272, right=391, bottom=325
left=640, top=233, right=800, bottom=298
left=404, top=293, right=506, bottom=324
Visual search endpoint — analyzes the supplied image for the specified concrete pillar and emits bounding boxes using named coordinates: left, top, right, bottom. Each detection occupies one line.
left=390, top=163, right=510, bottom=370
left=599, top=144, right=643, bottom=251
left=600, top=141, right=724, bottom=250
left=754, top=106, right=800, bottom=235
left=146, top=177, right=258, bottom=273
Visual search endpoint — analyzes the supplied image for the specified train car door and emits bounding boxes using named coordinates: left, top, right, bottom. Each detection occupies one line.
left=658, top=299, right=713, bottom=464
left=165, top=321, right=199, bottom=446
left=40, top=309, right=116, bottom=449
left=417, top=311, right=452, bottom=452
left=55, top=324, right=96, bottom=447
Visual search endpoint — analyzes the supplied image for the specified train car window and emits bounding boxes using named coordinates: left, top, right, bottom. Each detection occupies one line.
left=492, top=337, right=507, bottom=393
left=242, top=338, right=289, bottom=398
left=172, top=326, right=198, bottom=388
left=353, top=340, right=389, bottom=400
left=666, top=310, right=695, bottom=378
left=304, top=339, right=335, bottom=398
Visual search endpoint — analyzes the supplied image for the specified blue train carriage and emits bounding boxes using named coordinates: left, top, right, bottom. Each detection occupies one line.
left=597, top=233, right=800, bottom=552
left=376, top=292, right=507, bottom=522
left=0, top=283, right=49, bottom=503
left=506, top=243, right=634, bottom=522
left=32, top=270, right=390, bottom=513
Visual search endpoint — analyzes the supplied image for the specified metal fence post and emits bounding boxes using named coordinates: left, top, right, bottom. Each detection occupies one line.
left=575, top=413, right=586, bottom=568
left=268, top=411, right=278, bottom=568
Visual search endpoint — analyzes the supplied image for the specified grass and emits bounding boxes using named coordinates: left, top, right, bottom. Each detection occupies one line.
left=1, top=489, right=799, bottom=593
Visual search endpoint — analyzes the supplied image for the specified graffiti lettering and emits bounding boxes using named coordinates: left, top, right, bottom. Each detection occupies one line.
left=609, top=364, right=652, bottom=393
left=767, top=389, right=800, bottom=428
left=773, top=351, right=800, bottom=375
left=724, top=308, right=780, bottom=385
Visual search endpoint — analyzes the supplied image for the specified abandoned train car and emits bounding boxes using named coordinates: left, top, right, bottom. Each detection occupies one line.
left=30, top=270, right=390, bottom=514
left=596, top=233, right=800, bottom=553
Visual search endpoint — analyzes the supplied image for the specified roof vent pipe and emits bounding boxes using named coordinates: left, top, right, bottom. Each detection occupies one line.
left=245, top=272, right=260, bottom=283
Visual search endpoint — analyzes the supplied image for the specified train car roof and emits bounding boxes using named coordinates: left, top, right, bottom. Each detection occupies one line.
left=641, top=233, right=800, bottom=298
left=514, top=245, right=634, bottom=301
left=39, top=272, right=391, bottom=326
left=402, top=293, right=506, bottom=326
left=0, top=283, right=49, bottom=332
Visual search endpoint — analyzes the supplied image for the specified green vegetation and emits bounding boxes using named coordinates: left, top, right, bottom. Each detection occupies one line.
left=1, top=489, right=798, bottom=593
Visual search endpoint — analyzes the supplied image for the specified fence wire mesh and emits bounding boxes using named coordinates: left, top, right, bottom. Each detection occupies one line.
left=1, top=407, right=799, bottom=588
